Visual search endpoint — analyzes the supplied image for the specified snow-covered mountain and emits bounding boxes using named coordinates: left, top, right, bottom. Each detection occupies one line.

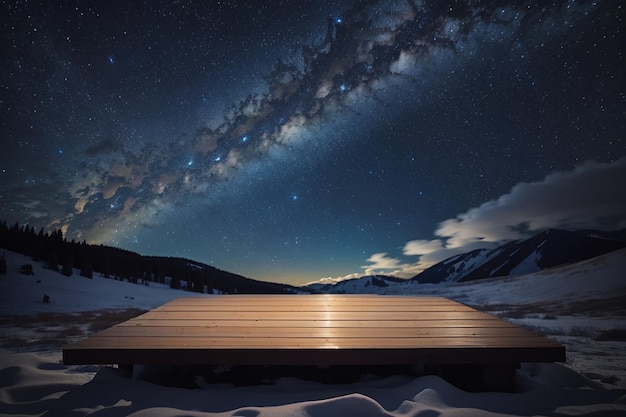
left=306, top=275, right=405, bottom=293
left=411, top=228, right=626, bottom=284
left=408, top=248, right=497, bottom=284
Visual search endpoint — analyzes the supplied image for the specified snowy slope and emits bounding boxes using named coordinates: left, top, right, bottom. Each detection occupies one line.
left=409, top=228, right=626, bottom=284
left=393, top=247, right=626, bottom=306
left=1, top=248, right=625, bottom=417
left=0, top=251, right=207, bottom=315
left=307, top=275, right=404, bottom=293
left=409, top=248, right=498, bottom=284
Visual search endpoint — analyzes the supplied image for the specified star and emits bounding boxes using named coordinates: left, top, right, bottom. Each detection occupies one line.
left=0, top=0, right=622, bottom=287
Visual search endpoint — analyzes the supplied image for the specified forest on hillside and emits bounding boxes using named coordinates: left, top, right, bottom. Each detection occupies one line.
left=0, top=220, right=296, bottom=294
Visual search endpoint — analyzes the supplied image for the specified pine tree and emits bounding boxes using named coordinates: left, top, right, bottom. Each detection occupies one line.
left=80, top=258, right=93, bottom=279
left=102, top=258, right=111, bottom=278
left=170, top=275, right=181, bottom=289
left=0, top=252, right=7, bottom=275
left=46, top=251, right=58, bottom=272
left=62, top=254, right=73, bottom=276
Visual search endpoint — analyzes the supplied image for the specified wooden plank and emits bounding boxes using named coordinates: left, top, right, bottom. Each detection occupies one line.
left=162, top=295, right=452, bottom=303
left=132, top=311, right=496, bottom=320
left=151, top=305, right=478, bottom=312
left=150, top=304, right=480, bottom=311
left=89, top=325, right=543, bottom=339
left=161, top=299, right=456, bottom=305
left=155, top=298, right=463, bottom=310
left=115, top=319, right=515, bottom=328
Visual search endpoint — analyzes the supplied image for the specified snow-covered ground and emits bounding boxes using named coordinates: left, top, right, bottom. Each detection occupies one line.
left=1, top=249, right=625, bottom=416
left=382, top=249, right=626, bottom=390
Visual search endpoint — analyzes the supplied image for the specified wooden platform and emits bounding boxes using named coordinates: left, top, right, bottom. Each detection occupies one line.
left=63, top=295, right=565, bottom=390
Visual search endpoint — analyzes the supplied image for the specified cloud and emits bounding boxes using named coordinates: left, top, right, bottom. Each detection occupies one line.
left=361, top=252, right=406, bottom=270
left=436, top=157, right=626, bottom=249
left=400, top=239, right=458, bottom=276
left=307, top=272, right=363, bottom=286
left=358, top=157, right=626, bottom=280
left=360, top=252, right=415, bottom=277
left=402, top=239, right=444, bottom=255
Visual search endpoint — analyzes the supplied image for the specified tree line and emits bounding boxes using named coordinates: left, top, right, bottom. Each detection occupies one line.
left=0, top=220, right=297, bottom=294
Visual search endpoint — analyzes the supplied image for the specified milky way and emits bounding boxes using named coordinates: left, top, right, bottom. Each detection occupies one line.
left=1, top=1, right=624, bottom=285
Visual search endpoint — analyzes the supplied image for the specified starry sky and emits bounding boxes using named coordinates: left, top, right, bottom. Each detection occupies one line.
left=1, top=0, right=624, bottom=286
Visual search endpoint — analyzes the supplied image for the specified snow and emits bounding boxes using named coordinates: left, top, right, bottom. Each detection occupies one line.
left=443, top=249, right=493, bottom=282
left=389, top=248, right=626, bottom=306
left=506, top=239, right=547, bottom=277
left=1, top=249, right=626, bottom=417
left=439, top=247, right=503, bottom=283
left=315, top=275, right=400, bottom=294
left=0, top=252, right=207, bottom=315
left=508, top=248, right=542, bottom=276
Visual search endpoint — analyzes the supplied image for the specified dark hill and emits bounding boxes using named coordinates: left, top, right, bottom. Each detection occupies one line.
left=0, top=220, right=300, bottom=294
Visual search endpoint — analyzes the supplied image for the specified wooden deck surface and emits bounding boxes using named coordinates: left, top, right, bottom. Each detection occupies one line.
left=63, top=295, right=565, bottom=367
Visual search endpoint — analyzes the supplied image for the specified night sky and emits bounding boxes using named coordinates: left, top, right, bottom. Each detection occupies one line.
left=1, top=1, right=624, bottom=285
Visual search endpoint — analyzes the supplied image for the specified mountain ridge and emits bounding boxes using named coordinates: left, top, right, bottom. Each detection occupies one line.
left=307, top=275, right=404, bottom=294
left=410, top=228, right=626, bottom=284
left=304, top=228, right=626, bottom=292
